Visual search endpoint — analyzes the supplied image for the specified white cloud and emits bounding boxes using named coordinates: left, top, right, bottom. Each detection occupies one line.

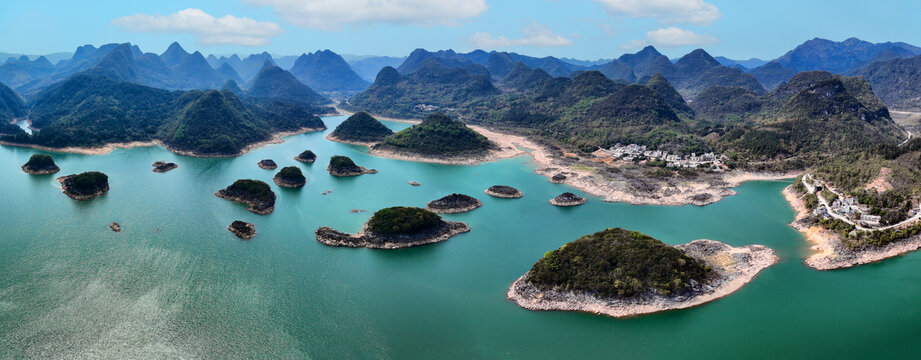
left=594, top=0, right=721, bottom=25
left=622, top=27, right=719, bottom=49
left=244, top=0, right=488, bottom=30
left=112, top=8, right=283, bottom=46
left=470, top=22, right=574, bottom=49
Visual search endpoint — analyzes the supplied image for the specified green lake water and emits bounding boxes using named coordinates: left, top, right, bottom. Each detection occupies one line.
left=1, top=115, right=920, bottom=359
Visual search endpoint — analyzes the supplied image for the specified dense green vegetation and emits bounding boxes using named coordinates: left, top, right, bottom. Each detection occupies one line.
left=277, top=166, right=304, bottom=180
left=346, top=60, right=500, bottom=119
left=328, top=155, right=361, bottom=173
left=245, top=65, right=331, bottom=106
left=63, top=171, right=108, bottom=195
left=225, top=179, right=275, bottom=203
left=330, top=112, right=393, bottom=142
left=2, top=73, right=327, bottom=156
left=527, top=228, right=712, bottom=298
left=0, top=81, right=25, bottom=129
left=381, top=113, right=494, bottom=155
left=23, top=154, right=56, bottom=169
left=367, top=207, right=443, bottom=235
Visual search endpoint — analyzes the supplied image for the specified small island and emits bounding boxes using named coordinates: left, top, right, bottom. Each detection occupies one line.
left=21, top=154, right=60, bottom=175
left=425, top=193, right=482, bottom=214
left=507, top=228, right=778, bottom=318
left=327, top=112, right=394, bottom=145
left=550, top=192, right=587, bottom=207
left=109, top=222, right=121, bottom=232
left=58, top=171, right=109, bottom=200
left=228, top=220, right=257, bottom=240
left=295, top=150, right=317, bottom=163
left=369, top=113, right=499, bottom=164
left=152, top=161, right=178, bottom=173
left=257, top=159, right=278, bottom=170
left=485, top=185, right=523, bottom=199
left=327, top=155, right=376, bottom=176
left=316, top=206, right=470, bottom=249
left=274, top=166, right=307, bottom=188
left=215, top=179, right=276, bottom=215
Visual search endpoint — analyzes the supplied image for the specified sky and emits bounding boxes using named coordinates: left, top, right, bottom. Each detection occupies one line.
left=1, top=0, right=920, bottom=61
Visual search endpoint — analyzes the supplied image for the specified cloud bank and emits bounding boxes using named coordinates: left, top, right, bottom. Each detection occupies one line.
left=594, top=0, right=721, bottom=25
left=622, top=27, right=719, bottom=49
left=112, top=8, right=283, bottom=46
left=245, top=0, right=488, bottom=30
left=470, top=22, right=574, bottom=49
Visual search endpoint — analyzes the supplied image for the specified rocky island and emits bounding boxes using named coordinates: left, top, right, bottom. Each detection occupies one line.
left=152, top=161, right=178, bottom=173
left=257, top=159, right=278, bottom=170
left=327, top=155, right=376, bottom=176
left=485, top=185, right=523, bottom=199
left=508, top=228, right=778, bottom=318
left=327, top=111, right=394, bottom=145
left=316, top=206, right=470, bottom=249
left=295, top=150, right=317, bottom=163
left=21, top=154, right=60, bottom=175
left=425, top=193, right=482, bottom=214
left=228, top=220, right=257, bottom=240
left=369, top=113, right=500, bottom=164
left=550, top=192, right=587, bottom=207
left=274, top=166, right=307, bottom=188
left=58, top=171, right=109, bottom=200
left=215, top=179, right=276, bottom=215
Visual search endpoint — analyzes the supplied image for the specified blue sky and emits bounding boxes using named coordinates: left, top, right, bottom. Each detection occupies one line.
left=1, top=0, right=919, bottom=60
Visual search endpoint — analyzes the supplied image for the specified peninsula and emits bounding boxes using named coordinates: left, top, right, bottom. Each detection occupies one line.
left=369, top=113, right=499, bottom=164
left=58, top=171, right=109, bottom=200
left=215, top=179, right=276, bottom=215
left=316, top=206, right=470, bottom=249
left=508, top=228, right=778, bottom=318
left=21, top=154, right=60, bottom=174
left=327, top=155, right=376, bottom=176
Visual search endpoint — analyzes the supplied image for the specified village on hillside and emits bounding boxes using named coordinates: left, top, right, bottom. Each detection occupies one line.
left=592, top=143, right=730, bottom=170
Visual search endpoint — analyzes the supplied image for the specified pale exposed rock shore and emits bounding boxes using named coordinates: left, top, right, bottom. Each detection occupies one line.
left=783, top=186, right=921, bottom=270
left=425, top=194, right=482, bottom=214
left=549, top=192, right=587, bottom=207
left=228, top=221, right=257, bottom=240
left=508, top=239, right=778, bottom=318
left=485, top=185, right=523, bottom=199
left=315, top=221, right=470, bottom=249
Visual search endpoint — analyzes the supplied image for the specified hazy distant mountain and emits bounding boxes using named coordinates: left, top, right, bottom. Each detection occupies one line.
left=216, top=63, right=243, bottom=85
left=246, top=64, right=331, bottom=106
left=348, top=58, right=500, bottom=118
left=397, top=49, right=475, bottom=74
left=750, top=61, right=798, bottom=91
left=0, top=81, right=25, bottom=134
left=0, top=55, right=55, bottom=89
left=222, top=79, right=244, bottom=96
left=398, top=48, right=583, bottom=79
left=851, top=55, right=921, bottom=110
left=560, top=57, right=612, bottom=67
left=216, top=52, right=276, bottom=82
left=160, top=42, right=190, bottom=68
left=671, top=49, right=764, bottom=98
left=772, top=37, right=921, bottom=74
left=501, top=62, right=552, bottom=91
left=714, top=57, right=767, bottom=70
left=289, top=50, right=369, bottom=93
left=346, top=56, right=406, bottom=82
left=273, top=55, right=300, bottom=71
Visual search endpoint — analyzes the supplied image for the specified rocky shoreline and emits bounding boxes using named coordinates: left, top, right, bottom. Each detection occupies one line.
left=152, top=161, right=177, bottom=173
left=507, top=239, right=778, bottom=318
left=425, top=194, right=482, bottom=214
left=295, top=150, right=317, bottom=163
left=0, top=126, right=325, bottom=158
left=550, top=192, right=587, bottom=207
left=22, top=164, right=60, bottom=175
left=257, top=159, right=278, bottom=170
left=783, top=186, right=921, bottom=270
left=315, top=221, right=470, bottom=249
left=58, top=175, right=109, bottom=200
left=485, top=185, right=523, bottom=199
left=228, top=221, right=257, bottom=240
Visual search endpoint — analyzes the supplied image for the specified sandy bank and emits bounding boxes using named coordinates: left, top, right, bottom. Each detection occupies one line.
left=508, top=239, right=778, bottom=318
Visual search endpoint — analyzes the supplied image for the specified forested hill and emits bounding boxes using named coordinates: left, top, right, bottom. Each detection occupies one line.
left=4, top=72, right=326, bottom=156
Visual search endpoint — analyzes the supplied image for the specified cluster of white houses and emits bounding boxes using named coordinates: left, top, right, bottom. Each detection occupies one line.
left=593, top=144, right=728, bottom=170
left=812, top=193, right=884, bottom=227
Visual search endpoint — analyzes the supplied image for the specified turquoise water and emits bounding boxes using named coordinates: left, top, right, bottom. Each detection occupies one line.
left=1, top=115, right=920, bottom=359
